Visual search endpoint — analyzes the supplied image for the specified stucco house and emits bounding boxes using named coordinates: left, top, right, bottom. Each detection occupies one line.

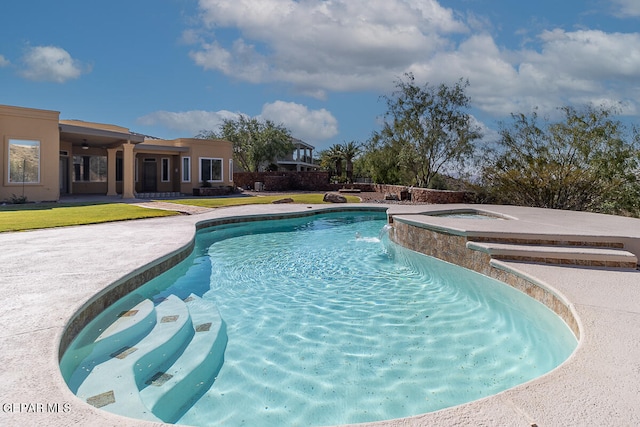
left=1, top=104, right=234, bottom=202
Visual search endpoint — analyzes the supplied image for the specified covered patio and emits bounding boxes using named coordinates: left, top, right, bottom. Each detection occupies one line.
left=59, top=121, right=144, bottom=199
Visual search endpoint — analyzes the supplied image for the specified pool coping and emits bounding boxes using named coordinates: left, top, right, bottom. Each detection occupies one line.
left=1, top=203, right=640, bottom=425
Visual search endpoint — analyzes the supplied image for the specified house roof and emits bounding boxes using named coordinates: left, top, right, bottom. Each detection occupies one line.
left=59, top=120, right=145, bottom=149
left=292, top=138, right=314, bottom=150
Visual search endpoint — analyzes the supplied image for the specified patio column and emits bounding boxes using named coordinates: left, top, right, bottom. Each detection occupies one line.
left=122, top=142, right=136, bottom=199
left=106, top=147, right=118, bottom=196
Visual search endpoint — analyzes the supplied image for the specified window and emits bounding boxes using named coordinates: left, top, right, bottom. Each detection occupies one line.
left=73, top=155, right=107, bottom=182
left=8, top=139, right=40, bottom=183
left=182, top=157, right=191, bottom=182
left=200, top=157, right=223, bottom=182
left=229, top=158, right=233, bottom=182
left=161, top=158, right=170, bottom=182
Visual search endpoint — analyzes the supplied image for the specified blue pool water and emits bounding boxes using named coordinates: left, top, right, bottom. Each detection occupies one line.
left=61, top=211, right=577, bottom=426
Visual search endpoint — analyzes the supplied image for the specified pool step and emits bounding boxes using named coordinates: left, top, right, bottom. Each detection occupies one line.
left=467, top=240, right=638, bottom=269
left=76, top=295, right=193, bottom=422
left=94, top=298, right=157, bottom=354
left=139, top=294, right=228, bottom=423
left=470, top=235, right=626, bottom=248
left=65, top=298, right=158, bottom=393
left=73, top=294, right=228, bottom=422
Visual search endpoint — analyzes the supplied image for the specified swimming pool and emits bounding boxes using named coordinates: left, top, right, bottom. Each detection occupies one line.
left=60, top=211, right=577, bottom=426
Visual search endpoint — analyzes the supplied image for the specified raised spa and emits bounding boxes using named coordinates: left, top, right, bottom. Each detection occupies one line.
left=60, top=211, right=576, bottom=426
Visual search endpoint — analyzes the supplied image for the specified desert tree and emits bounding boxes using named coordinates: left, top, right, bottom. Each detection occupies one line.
left=481, top=105, right=640, bottom=215
left=198, top=115, right=293, bottom=172
left=372, top=73, right=482, bottom=188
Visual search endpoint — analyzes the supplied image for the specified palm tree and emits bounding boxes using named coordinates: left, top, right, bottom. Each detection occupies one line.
left=340, top=141, right=361, bottom=183
left=324, top=144, right=344, bottom=181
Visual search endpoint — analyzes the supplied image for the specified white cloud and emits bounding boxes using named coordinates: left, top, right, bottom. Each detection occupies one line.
left=189, top=0, right=466, bottom=96
left=611, top=0, right=640, bottom=17
left=138, top=102, right=338, bottom=142
left=533, top=29, right=640, bottom=80
left=513, top=30, right=640, bottom=114
left=408, top=33, right=524, bottom=114
left=185, top=0, right=640, bottom=121
left=409, top=29, right=640, bottom=117
left=19, top=46, right=88, bottom=83
left=0, top=55, right=9, bottom=67
left=137, top=109, right=240, bottom=135
left=260, top=101, right=339, bottom=142
left=190, top=39, right=269, bottom=83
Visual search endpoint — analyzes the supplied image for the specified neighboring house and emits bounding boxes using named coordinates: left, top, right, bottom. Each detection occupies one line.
left=1, top=104, right=233, bottom=202
left=276, top=138, right=317, bottom=172
left=232, top=138, right=318, bottom=173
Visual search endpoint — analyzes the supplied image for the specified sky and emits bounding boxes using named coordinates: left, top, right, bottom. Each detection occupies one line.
left=1, top=0, right=639, bottom=152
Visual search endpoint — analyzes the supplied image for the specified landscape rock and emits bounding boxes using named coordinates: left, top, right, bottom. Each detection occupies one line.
left=323, top=192, right=347, bottom=203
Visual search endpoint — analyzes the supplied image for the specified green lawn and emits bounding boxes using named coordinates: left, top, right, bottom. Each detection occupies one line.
left=0, top=193, right=361, bottom=232
left=168, top=193, right=361, bottom=207
left=0, top=203, right=178, bottom=232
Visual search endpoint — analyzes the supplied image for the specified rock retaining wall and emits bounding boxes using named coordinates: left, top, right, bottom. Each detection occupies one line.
left=234, top=171, right=331, bottom=191
left=368, top=184, right=472, bottom=204
left=232, top=172, right=473, bottom=203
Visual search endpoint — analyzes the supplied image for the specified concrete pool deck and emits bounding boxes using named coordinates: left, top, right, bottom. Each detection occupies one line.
left=0, top=202, right=639, bottom=426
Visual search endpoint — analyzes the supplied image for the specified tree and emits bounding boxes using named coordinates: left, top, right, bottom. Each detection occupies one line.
left=481, top=105, right=640, bottom=215
left=359, top=137, right=411, bottom=185
left=372, top=73, right=482, bottom=187
left=197, top=115, right=293, bottom=172
left=340, top=141, right=361, bottom=183
left=319, top=142, right=362, bottom=183
left=320, top=144, right=344, bottom=181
